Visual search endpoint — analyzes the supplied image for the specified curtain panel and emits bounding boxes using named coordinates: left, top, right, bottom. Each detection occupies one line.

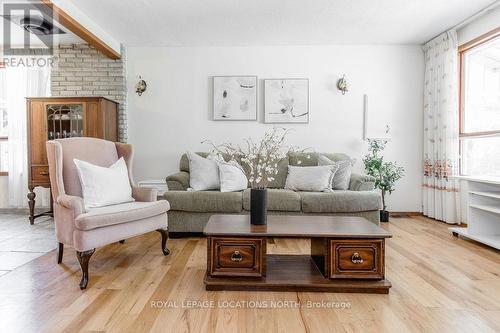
left=6, top=61, right=51, bottom=208
left=422, top=30, right=461, bottom=224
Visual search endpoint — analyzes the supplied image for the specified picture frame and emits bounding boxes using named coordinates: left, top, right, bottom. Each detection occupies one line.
left=264, top=78, right=309, bottom=124
left=213, top=76, right=257, bottom=121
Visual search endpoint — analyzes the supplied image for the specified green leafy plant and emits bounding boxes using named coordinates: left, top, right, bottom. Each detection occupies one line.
left=362, top=139, right=404, bottom=212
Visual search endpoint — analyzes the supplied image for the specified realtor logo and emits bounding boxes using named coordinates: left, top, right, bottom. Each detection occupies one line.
left=2, top=2, right=65, bottom=56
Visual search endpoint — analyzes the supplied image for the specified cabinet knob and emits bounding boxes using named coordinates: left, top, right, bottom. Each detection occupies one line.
left=230, top=250, right=243, bottom=262
left=351, top=252, right=364, bottom=264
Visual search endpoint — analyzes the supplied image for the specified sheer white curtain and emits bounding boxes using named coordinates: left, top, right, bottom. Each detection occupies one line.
left=6, top=61, right=51, bottom=208
left=422, top=30, right=461, bottom=224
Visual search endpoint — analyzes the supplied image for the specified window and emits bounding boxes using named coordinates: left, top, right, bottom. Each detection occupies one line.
left=0, top=69, right=7, bottom=176
left=459, top=28, right=500, bottom=176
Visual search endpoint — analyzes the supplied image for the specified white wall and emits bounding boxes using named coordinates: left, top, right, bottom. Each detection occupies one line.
left=457, top=5, right=500, bottom=45
left=126, top=45, right=424, bottom=212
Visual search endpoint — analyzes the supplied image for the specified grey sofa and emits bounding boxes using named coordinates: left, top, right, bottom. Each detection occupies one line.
left=164, top=152, right=382, bottom=234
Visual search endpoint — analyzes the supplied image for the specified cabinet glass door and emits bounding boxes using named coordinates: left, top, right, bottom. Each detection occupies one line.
left=46, top=104, right=84, bottom=140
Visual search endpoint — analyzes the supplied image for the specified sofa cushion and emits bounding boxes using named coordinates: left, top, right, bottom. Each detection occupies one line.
left=218, top=160, right=248, bottom=192
left=288, top=152, right=351, bottom=167
left=186, top=151, right=221, bottom=191
left=180, top=152, right=234, bottom=173
left=267, top=157, right=289, bottom=189
left=318, top=155, right=354, bottom=190
left=285, top=165, right=337, bottom=192
left=300, top=191, right=381, bottom=213
left=164, top=190, right=243, bottom=213
left=75, top=200, right=170, bottom=231
left=243, top=189, right=301, bottom=212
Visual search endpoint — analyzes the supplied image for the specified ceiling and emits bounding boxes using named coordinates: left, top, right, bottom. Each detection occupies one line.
left=64, top=0, right=498, bottom=47
left=0, top=0, right=83, bottom=48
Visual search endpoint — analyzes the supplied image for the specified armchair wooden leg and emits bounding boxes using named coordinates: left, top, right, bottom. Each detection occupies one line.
left=156, top=229, right=170, bottom=256
left=27, top=187, right=36, bottom=225
left=119, top=240, right=125, bottom=244
left=76, top=249, right=95, bottom=290
left=57, top=243, right=64, bottom=264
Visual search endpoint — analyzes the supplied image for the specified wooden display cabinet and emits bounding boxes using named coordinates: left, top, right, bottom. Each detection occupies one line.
left=26, top=97, right=118, bottom=224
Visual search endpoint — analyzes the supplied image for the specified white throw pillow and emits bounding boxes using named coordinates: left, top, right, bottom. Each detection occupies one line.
left=73, top=157, right=134, bottom=210
left=218, top=161, right=248, bottom=192
left=318, top=154, right=355, bottom=190
left=285, top=165, right=338, bottom=192
left=187, top=152, right=221, bottom=191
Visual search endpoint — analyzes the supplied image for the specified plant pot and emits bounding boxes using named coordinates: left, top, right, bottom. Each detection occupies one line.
left=380, top=210, right=390, bottom=223
left=250, top=188, right=267, bottom=225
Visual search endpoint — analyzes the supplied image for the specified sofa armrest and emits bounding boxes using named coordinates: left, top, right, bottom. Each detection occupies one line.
left=57, top=194, right=85, bottom=216
left=166, top=171, right=190, bottom=191
left=349, top=173, right=376, bottom=191
left=132, top=186, right=158, bottom=202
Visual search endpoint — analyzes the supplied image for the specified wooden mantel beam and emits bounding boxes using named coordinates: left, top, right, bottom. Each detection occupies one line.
left=41, top=0, right=121, bottom=60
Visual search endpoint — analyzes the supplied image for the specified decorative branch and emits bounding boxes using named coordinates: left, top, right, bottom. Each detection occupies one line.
left=204, top=128, right=300, bottom=189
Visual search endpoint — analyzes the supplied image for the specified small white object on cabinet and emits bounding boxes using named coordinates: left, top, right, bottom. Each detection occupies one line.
left=138, top=179, right=169, bottom=196
left=450, top=176, right=500, bottom=250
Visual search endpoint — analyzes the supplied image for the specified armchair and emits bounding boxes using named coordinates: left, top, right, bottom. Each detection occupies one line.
left=46, top=137, right=170, bottom=289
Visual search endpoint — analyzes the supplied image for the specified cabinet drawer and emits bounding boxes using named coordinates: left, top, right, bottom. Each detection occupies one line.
left=31, top=166, right=50, bottom=183
left=209, top=237, right=265, bottom=277
left=329, top=239, right=384, bottom=280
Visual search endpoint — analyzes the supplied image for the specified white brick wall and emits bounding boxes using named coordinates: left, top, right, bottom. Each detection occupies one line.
left=51, top=44, right=127, bottom=142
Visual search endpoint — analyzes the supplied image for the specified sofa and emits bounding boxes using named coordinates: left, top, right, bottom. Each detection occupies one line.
left=164, top=152, right=382, bottom=234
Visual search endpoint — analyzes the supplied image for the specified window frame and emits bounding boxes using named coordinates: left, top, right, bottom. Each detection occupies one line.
left=458, top=26, right=500, bottom=175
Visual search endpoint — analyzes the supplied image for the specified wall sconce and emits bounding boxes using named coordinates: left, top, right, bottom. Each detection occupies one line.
left=135, top=76, right=147, bottom=96
left=337, top=74, right=349, bottom=95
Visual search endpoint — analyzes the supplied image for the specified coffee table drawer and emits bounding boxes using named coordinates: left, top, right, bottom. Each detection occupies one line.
left=329, top=239, right=384, bottom=280
left=209, top=237, right=265, bottom=277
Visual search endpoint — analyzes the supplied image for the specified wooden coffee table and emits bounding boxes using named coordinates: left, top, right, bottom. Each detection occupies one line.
left=204, top=215, right=392, bottom=293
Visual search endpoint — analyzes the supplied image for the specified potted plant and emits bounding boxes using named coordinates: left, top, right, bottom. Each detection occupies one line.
left=362, top=139, right=404, bottom=222
left=208, top=128, right=293, bottom=225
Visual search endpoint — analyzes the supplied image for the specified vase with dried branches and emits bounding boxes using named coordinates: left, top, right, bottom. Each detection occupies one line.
left=206, top=128, right=294, bottom=225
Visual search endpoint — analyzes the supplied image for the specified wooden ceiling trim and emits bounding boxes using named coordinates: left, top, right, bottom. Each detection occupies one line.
left=41, top=0, right=121, bottom=60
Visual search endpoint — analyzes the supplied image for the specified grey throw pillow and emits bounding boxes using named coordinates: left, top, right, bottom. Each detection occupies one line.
left=186, top=151, right=221, bottom=191
left=284, top=165, right=338, bottom=192
left=318, top=154, right=355, bottom=190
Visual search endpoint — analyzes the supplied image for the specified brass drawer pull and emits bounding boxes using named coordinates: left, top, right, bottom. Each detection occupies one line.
left=39, top=171, right=49, bottom=176
left=351, top=252, right=364, bottom=264
left=231, top=250, right=243, bottom=262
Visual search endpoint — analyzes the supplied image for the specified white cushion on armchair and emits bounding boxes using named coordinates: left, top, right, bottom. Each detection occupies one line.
left=73, top=157, right=134, bottom=210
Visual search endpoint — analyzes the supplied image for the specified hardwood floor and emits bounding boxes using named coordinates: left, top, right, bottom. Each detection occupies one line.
left=1, top=216, right=500, bottom=332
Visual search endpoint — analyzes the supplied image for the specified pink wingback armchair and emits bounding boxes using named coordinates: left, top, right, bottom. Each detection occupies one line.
left=46, top=138, right=170, bottom=289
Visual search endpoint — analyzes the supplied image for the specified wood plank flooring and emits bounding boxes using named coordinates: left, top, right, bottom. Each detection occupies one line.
left=0, top=216, right=500, bottom=333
